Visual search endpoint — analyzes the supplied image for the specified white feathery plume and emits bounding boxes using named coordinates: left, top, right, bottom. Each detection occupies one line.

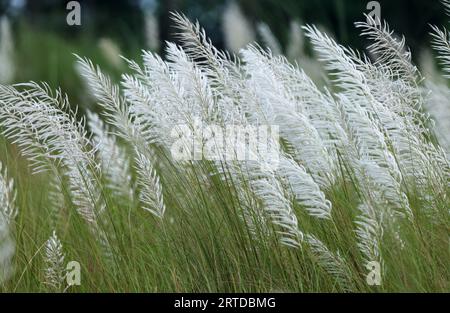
left=0, top=161, right=15, bottom=285
left=221, top=131, right=304, bottom=247
left=170, top=12, right=247, bottom=125
left=247, top=46, right=341, bottom=141
left=47, top=173, right=65, bottom=227
left=354, top=18, right=426, bottom=130
left=305, top=21, right=419, bottom=141
left=275, top=109, right=334, bottom=188
left=304, top=26, right=416, bottom=216
left=352, top=66, right=432, bottom=191
left=217, top=49, right=332, bottom=239
left=0, top=83, right=100, bottom=224
left=304, top=24, right=370, bottom=98
left=356, top=16, right=419, bottom=85
left=171, top=11, right=231, bottom=67
left=355, top=203, right=383, bottom=265
left=305, top=234, right=354, bottom=291
left=122, top=50, right=197, bottom=165
left=304, top=23, right=398, bottom=162
left=0, top=162, right=17, bottom=224
left=171, top=11, right=244, bottom=83
left=337, top=94, right=412, bottom=219
left=431, top=24, right=450, bottom=80
left=253, top=178, right=302, bottom=248
left=261, top=53, right=348, bottom=153
left=356, top=18, right=428, bottom=141
left=338, top=90, right=398, bottom=186
left=241, top=46, right=335, bottom=188
left=305, top=22, right=418, bottom=127
left=43, top=231, right=66, bottom=291
left=170, top=12, right=231, bottom=67
left=0, top=83, right=115, bottom=260
left=87, top=111, right=134, bottom=200
left=165, top=42, right=218, bottom=123
left=134, top=151, right=166, bottom=219
left=75, top=56, right=135, bottom=143
left=355, top=20, right=448, bottom=195
left=124, top=43, right=220, bottom=153
left=244, top=159, right=304, bottom=248
left=77, top=56, right=167, bottom=220
left=222, top=2, right=255, bottom=54
left=278, top=157, right=332, bottom=219
left=120, top=70, right=158, bottom=146
left=429, top=4, right=450, bottom=158
left=133, top=48, right=193, bottom=146
left=72, top=171, right=100, bottom=218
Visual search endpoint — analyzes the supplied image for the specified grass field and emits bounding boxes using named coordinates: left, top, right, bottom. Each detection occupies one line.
left=0, top=12, right=449, bottom=293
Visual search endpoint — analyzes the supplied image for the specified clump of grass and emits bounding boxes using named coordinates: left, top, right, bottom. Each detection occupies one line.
left=0, top=10, right=449, bottom=293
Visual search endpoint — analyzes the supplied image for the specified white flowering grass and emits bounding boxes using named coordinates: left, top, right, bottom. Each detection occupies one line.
left=0, top=11, right=449, bottom=292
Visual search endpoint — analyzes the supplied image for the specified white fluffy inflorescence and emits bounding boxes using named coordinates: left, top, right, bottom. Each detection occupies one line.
left=87, top=111, right=134, bottom=201
left=44, top=231, right=66, bottom=291
left=0, top=161, right=16, bottom=285
left=0, top=162, right=16, bottom=224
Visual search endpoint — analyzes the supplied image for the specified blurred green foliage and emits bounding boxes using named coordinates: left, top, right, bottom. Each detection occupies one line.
left=0, top=0, right=448, bottom=111
left=237, top=0, right=447, bottom=53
